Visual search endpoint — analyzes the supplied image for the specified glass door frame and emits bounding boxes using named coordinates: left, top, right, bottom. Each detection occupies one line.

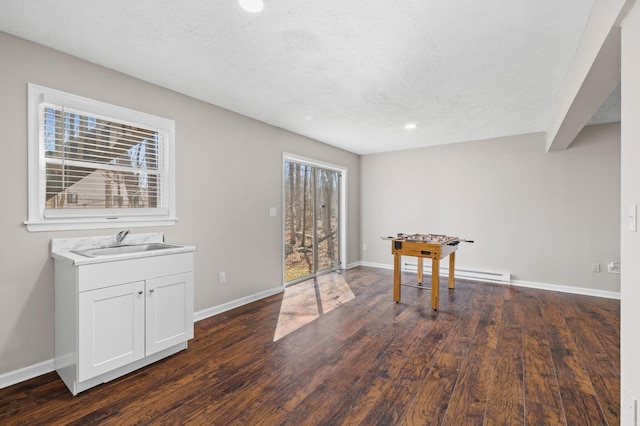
left=282, top=153, right=347, bottom=287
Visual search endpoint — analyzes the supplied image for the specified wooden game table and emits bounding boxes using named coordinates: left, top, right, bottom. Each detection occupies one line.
left=390, top=234, right=460, bottom=310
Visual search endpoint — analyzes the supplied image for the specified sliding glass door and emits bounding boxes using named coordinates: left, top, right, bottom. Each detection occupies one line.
left=284, top=160, right=341, bottom=284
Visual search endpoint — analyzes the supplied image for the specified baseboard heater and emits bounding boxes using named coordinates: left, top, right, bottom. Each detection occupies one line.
left=403, top=262, right=511, bottom=285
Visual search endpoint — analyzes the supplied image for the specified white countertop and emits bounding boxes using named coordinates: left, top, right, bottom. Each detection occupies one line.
left=51, top=232, right=196, bottom=266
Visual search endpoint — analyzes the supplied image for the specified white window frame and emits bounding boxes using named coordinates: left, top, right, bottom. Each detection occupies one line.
left=25, top=83, right=177, bottom=232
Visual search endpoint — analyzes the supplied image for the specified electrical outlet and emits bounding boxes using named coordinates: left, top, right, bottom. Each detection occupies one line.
left=591, top=263, right=600, bottom=273
left=607, top=262, right=621, bottom=274
left=218, top=272, right=226, bottom=283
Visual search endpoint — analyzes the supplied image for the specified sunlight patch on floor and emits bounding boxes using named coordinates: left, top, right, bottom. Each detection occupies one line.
left=273, top=272, right=355, bottom=341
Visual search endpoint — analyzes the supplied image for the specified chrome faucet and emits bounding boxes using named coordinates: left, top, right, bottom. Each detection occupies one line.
left=116, top=230, right=130, bottom=245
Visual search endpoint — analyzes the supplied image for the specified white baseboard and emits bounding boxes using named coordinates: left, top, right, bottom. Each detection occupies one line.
left=510, top=279, right=620, bottom=299
left=0, top=359, right=54, bottom=390
left=356, top=261, right=391, bottom=269
left=193, top=285, right=284, bottom=322
left=355, top=261, right=620, bottom=299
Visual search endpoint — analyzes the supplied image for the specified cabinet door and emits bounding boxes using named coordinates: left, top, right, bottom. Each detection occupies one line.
left=78, top=281, right=145, bottom=382
left=145, top=273, right=193, bottom=355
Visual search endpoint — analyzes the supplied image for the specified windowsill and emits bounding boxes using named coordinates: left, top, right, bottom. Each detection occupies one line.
left=24, top=217, right=178, bottom=232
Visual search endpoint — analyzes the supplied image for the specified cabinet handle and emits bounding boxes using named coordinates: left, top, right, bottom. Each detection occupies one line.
left=138, top=291, right=143, bottom=295
left=149, top=288, right=155, bottom=293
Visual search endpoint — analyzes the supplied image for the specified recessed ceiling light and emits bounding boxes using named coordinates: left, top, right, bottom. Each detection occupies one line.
left=404, top=123, right=417, bottom=130
left=239, top=0, right=264, bottom=13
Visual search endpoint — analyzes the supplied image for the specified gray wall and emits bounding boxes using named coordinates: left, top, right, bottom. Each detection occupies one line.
left=361, top=125, right=620, bottom=292
left=0, top=32, right=360, bottom=375
left=0, top=26, right=625, bottom=388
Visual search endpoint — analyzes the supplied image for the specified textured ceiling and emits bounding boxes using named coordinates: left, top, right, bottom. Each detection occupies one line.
left=0, top=0, right=615, bottom=154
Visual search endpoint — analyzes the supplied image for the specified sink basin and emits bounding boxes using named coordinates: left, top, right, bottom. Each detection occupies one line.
left=72, top=242, right=184, bottom=258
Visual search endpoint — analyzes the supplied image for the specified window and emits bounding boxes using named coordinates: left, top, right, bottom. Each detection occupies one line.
left=26, top=84, right=176, bottom=231
left=282, top=153, right=348, bottom=285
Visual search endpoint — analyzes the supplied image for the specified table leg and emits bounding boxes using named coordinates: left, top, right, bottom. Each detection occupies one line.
left=393, top=254, right=401, bottom=302
left=417, top=257, right=423, bottom=284
left=448, top=251, right=456, bottom=289
left=431, top=257, right=439, bottom=310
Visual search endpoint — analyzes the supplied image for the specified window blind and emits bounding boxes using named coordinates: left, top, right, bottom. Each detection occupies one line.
left=41, top=103, right=166, bottom=212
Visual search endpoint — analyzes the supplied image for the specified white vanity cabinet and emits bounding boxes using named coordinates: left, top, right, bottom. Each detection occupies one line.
left=54, top=250, right=194, bottom=395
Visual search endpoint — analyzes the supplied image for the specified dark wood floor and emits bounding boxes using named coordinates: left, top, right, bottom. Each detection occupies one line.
left=0, top=267, right=620, bottom=425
